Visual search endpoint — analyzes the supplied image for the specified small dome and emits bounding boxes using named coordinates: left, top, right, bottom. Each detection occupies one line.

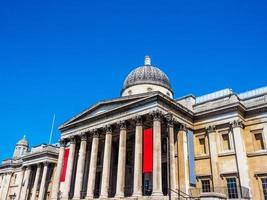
left=122, top=56, right=173, bottom=94
left=17, top=135, right=29, bottom=147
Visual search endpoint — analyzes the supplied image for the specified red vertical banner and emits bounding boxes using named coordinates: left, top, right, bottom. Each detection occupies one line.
left=143, top=128, right=153, bottom=173
left=60, top=148, right=69, bottom=182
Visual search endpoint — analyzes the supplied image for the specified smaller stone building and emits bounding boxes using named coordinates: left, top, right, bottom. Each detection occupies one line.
left=0, top=136, right=59, bottom=200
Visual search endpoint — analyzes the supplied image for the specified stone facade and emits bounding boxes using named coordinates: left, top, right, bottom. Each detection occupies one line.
left=1, top=57, right=267, bottom=200
left=0, top=139, right=59, bottom=200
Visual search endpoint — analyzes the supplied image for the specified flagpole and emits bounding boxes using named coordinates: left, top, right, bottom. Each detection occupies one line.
left=49, top=114, right=56, bottom=144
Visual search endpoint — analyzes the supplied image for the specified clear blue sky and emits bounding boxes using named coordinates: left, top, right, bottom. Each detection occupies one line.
left=0, top=0, right=266, bottom=161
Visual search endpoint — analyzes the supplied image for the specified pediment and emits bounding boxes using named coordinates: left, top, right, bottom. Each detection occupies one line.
left=59, top=93, right=154, bottom=129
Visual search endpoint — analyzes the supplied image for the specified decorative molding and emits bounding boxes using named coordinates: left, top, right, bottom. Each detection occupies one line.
left=206, top=125, right=216, bottom=133
left=230, top=120, right=244, bottom=129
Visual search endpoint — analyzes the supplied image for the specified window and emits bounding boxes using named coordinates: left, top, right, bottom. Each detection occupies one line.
left=199, top=137, right=206, bottom=155
left=226, top=177, right=238, bottom=199
left=254, top=133, right=265, bottom=151
left=222, top=133, right=231, bottom=151
left=262, top=178, right=267, bottom=200
left=251, top=129, right=265, bottom=152
left=201, top=179, right=211, bottom=192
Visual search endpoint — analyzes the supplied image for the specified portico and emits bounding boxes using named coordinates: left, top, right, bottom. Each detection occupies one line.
left=54, top=107, right=191, bottom=200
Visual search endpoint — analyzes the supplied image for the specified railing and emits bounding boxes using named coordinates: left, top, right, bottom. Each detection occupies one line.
left=189, top=186, right=250, bottom=199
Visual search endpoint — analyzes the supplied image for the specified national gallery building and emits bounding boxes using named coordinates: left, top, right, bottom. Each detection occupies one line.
left=1, top=56, right=267, bottom=200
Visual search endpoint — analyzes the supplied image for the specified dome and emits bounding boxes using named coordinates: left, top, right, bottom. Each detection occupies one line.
left=17, top=135, right=29, bottom=147
left=122, top=56, right=173, bottom=95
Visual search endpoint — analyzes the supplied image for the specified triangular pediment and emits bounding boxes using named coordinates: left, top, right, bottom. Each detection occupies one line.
left=59, top=93, right=154, bottom=129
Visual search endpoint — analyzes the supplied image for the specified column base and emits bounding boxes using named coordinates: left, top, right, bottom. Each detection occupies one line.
left=115, top=193, right=124, bottom=198
left=99, top=194, right=108, bottom=199
left=132, top=192, right=142, bottom=197
left=152, top=191, right=164, bottom=197
left=85, top=196, right=94, bottom=200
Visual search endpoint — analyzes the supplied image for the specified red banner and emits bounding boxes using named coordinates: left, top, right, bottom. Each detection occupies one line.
left=60, top=148, right=69, bottom=182
left=143, top=128, right=153, bottom=173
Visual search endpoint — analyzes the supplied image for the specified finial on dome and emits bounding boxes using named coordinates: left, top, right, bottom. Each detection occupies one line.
left=144, top=55, right=151, bottom=65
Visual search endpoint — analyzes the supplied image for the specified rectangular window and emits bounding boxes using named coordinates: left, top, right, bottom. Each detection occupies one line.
left=222, top=133, right=231, bottom=151
left=262, top=178, right=267, bottom=200
left=201, top=179, right=211, bottom=192
left=226, top=177, right=238, bottom=199
left=199, top=138, right=206, bottom=155
left=254, top=133, right=265, bottom=151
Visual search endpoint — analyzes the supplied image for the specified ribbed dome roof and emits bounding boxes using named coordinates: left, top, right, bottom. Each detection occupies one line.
left=122, top=56, right=172, bottom=92
left=17, top=135, right=29, bottom=147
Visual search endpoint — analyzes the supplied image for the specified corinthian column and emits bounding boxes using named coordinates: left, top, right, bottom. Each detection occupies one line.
left=152, top=110, right=163, bottom=197
left=133, top=116, right=143, bottom=197
left=166, top=115, right=177, bottom=196
left=51, top=139, right=66, bottom=200
left=86, top=131, right=99, bottom=200
left=30, top=164, right=41, bottom=200
left=100, top=126, right=113, bottom=198
left=20, top=166, right=32, bottom=200
left=62, top=136, right=76, bottom=200
left=115, top=121, right=127, bottom=198
left=38, top=162, right=49, bottom=200
left=73, top=134, right=88, bottom=200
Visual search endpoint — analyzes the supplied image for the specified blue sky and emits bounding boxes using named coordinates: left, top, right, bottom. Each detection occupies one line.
left=0, top=0, right=266, bottom=161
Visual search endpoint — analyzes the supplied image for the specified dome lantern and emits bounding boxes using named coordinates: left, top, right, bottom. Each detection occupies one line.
left=13, top=135, right=29, bottom=158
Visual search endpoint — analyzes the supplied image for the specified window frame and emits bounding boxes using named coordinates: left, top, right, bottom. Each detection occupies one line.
left=201, top=179, right=211, bottom=193
left=219, top=130, right=234, bottom=153
left=261, top=177, right=267, bottom=200
left=251, top=129, right=266, bottom=152
left=226, top=177, right=239, bottom=199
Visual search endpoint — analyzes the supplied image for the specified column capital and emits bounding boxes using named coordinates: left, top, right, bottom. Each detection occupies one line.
left=43, top=162, right=49, bottom=167
left=105, top=125, right=113, bottom=134
left=59, top=139, right=67, bottom=147
left=69, top=136, right=77, bottom=144
left=230, top=120, right=244, bottom=129
left=134, top=115, right=143, bottom=126
left=151, top=109, right=163, bottom=121
left=165, top=113, right=175, bottom=127
left=179, top=123, right=187, bottom=132
left=36, top=163, right=42, bottom=168
left=80, top=133, right=88, bottom=141
left=206, top=125, right=216, bottom=133
left=26, top=165, right=32, bottom=170
left=92, top=129, right=100, bottom=138
left=118, top=120, right=127, bottom=130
